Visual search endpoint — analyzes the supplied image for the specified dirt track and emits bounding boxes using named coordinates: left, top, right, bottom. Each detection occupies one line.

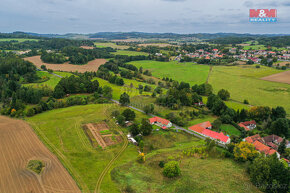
left=0, top=116, right=81, bottom=193
left=261, top=70, right=290, bottom=84
left=24, top=56, right=107, bottom=73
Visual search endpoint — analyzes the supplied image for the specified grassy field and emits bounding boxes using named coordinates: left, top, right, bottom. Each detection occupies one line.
left=128, top=60, right=210, bottom=85
left=111, top=50, right=149, bottom=56
left=0, top=38, right=39, bottom=42
left=94, top=42, right=129, bottom=49
left=27, top=104, right=149, bottom=192
left=220, top=124, right=241, bottom=136
left=112, top=131, right=260, bottom=193
left=24, top=71, right=73, bottom=89
left=209, top=65, right=290, bottom=116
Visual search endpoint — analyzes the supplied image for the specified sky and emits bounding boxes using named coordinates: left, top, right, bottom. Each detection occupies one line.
left=0, top=0, right=290, bottom=34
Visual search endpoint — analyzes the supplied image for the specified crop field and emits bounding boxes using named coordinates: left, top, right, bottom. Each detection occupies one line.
left=24, top=56, right=107, bottom=73
left=24, top=71, right=73, bottom=89
left=0, top=38, right=39, bottom=42
left=27, top=104, right=149, bottom=192
left=0, top=116, right=80, bottom=193
left=94, top=42, right=130, bottom=49
left=111, top=50, right=149, bottom=56
left=138, top=43, right=173, bottom=47
left=128, top=60, right=210, bottom=85
left=208, top=65, right=290, bottom=116
left=261, top=70, right=290, bottom=84
left=112, top=132, right=260, bottom=193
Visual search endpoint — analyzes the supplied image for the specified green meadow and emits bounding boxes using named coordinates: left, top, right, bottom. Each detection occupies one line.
left=112, top=131, right=260, bottom=193
left=0, top=38, right=39, bottom=42
left=208, top=65, right=290, bottom=116
left=94, top=42, right=129, bottom=49
left=112, top=50, right=149, bottom=56
left=24, top=71, right=73, bottom=89
left=128, top=60, right=210, bottom=85
left=27, top=104, right=149, bottom=192
left=219, top=124, right=241, bottom=136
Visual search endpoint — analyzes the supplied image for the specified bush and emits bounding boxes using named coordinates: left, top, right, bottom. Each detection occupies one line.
left=163, top=161, right=181, bottom=178
left=159, top=161, right=165, bottom=168
left=243, top=99, right=249, bottom=104
left=255, top=65, right=260, bottom=68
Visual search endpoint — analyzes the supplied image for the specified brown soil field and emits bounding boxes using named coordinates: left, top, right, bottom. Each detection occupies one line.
left=0, top=116, right=81, bottom=193
left=274, top=61, right=290, bottom=67
left=24, top=56, right=107, bottom=73
left=84, top=122, right=121, bottom=149
left=261, top=70, right=290, bottom=84
left=80, top=46, right=95, bottom=49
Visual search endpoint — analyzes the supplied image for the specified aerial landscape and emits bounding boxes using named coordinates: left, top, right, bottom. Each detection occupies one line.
left=0, top=0, right=289, bottom=193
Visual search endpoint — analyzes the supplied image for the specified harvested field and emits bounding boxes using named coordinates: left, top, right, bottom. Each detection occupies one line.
left=0, top=116, right=80, bottom=193
left=261, top=70, right=290, bottom=84
left=24, top=55, right=107, bottom=73
left=84, top=122, right=122, bottom=149
left=138, top=43, right=174, bottom=47
left=274, top=61, right=290, bottom=67
left=80, top=46, right=95, bottom=49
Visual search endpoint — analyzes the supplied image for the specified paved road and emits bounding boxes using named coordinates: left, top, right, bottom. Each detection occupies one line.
left=110, top=99, right=227, bottom=148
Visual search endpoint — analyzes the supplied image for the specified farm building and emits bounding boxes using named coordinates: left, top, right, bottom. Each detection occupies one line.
left=149, top=116, right=172, bottom=129
left=238, top=120, right=256, bottom=131
left=189, top=121, right=230, bottom=145
left=244, top=134, right=280, bottom=158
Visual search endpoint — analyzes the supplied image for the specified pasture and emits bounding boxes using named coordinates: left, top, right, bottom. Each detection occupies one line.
left=111, top=50, right=149, bottom=56
left=24, top=56, right=107, bottom=73
left=220, top=124, right=241, bottom=136
left=0, top=38, right=38, bottom=42
left=27, top=104, right=149, bottom=192
left=94, top=42, right=129, bottom=49
left=0, top=116, right=80, bottom=193
left=128, top=60, right=210, bottom=85
left=208, top=65, right=290, bottom=116
left=112, top=133, right=260, bottom=193
left=24, top=71, right=73, bottom=89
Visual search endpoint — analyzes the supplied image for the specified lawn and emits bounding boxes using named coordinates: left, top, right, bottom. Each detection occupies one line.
left=24, top=71, right=73, bottom=89
left=128, top=60, right=210, bottom=85
left=220, top=124, right=241, bottom=136
left=26, top=104, right=149, bottom=192
left=0, top=38, right=39, bottom=42
left=208, top=65, right=290, bottom=116
left=112, top=137, right=260, bottom=193
left=111, top=50, right=149, bottom=56
left=94, top=42, right=129, bottom=50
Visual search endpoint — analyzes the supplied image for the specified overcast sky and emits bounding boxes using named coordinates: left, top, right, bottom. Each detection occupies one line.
left=0, top=0, right=289, bottom=34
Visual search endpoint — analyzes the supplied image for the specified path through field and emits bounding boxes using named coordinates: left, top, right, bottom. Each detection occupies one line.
left=0, top=116, right=81, bottom=193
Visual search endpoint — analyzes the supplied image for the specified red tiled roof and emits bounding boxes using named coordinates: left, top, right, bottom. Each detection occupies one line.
left=245, top=134, right=262, bottom=143
left=197, top=121, right=212, bottom=129
left=252, top=141, right=277, bottom=155
left=149, top=116, right=170, bottom=125
left=282, top=158, right=289, bottom=163
left=240, top=120, right=256, bottom=126
left=189, top=125, right=205, bottom=134
left=239, top=123, right=250, bottom=131
left=202, top=129, right=229, bottom=143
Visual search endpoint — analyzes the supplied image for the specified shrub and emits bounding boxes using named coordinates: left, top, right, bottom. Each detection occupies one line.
left=163, top=161, right=181, bottom=178
left=243, top=99, right=249, bottom=104
left=255, top=65, right=260, bottom=68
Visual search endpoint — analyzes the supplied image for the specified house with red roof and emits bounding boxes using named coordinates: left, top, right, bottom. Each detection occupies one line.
left=244, top=134, right=280, bottom=158
left=239, top=120, right=256, bottom=131
left=149, top=116, right=172, bottom=129
left=189, top=121, right=230, bottom=145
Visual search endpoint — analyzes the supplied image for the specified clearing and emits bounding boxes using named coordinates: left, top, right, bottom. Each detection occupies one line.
left=128, top=60, right=210, bottom=85
left=111, top=50, right=149, bottom=56
left=0, top=116, right=80, bottom=193
left=24, top=55, right=107, bottom=73
left=261, top=70, right=290, bottom=84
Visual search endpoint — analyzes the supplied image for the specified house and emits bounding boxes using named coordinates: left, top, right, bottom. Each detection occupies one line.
left=244, top=134, right=280, bottom=158
left=239, top=120, right=256, bottom=131
left=263, top=134, right=290, bottom=149
left=127, top=134, right=138, bottom=145
left=149, top=116, right=172, bottom=129
left=189, top=121, right=230, bottom=145
left=194, top=102, right=205, bottom=107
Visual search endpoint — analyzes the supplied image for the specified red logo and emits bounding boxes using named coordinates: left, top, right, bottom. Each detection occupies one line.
left=249, top=9, right=277, bottom=18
